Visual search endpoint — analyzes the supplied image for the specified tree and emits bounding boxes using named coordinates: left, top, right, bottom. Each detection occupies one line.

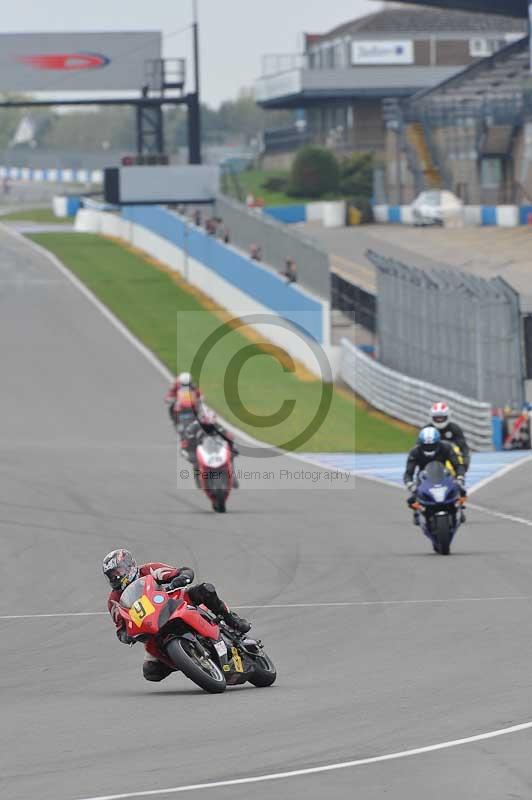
left=289, top=146, right=340, bottom=198
left=339, top=152, right=373, bottom=198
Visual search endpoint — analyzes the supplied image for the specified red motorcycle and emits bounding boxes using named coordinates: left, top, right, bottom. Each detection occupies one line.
left=117, top=575, right=276, bottom=694
left=196, top=434, right=234, bottom=513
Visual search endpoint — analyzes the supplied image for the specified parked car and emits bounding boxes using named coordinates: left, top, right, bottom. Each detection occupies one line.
left=411, top=190, right=463, bottom=226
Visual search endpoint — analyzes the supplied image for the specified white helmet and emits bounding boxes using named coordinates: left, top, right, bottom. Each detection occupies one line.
left=178, top=372, right=192, bottom=386
left=430, top=401, right=449, bottom=430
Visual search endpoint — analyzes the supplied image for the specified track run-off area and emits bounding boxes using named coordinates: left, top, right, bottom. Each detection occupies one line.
left=2, top=223, right=532, bottom=800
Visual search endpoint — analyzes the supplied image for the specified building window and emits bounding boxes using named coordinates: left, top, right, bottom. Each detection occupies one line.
left=334, top=38, right=345, bottom=68
left=480, top=157, right=503, bottom=188
left=469, top=38, right=506, bottom=57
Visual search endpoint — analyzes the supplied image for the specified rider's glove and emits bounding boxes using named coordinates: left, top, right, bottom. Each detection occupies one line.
left=456, top=475, right=467, bottom=497
left=405, top=480, right=416, bottom=493
left=169, top=572, right=193, bottom=590
left=117, top=627, right=135, bottom=645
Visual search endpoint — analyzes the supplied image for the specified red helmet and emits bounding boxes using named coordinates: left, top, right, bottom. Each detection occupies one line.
left=102, top=549, right=139, bottom=591
left=430, top=401, right=449, bottom=430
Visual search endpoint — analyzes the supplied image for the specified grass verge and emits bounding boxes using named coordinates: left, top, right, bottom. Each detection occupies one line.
left=2, top=207, right=73, bottom=224
left=29, top=231, right=415, bottom=453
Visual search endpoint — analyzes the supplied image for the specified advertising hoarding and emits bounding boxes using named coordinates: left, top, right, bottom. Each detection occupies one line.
left=351, top=40, right=414, bottom=65
left=0, top=32, right=161, bottom=91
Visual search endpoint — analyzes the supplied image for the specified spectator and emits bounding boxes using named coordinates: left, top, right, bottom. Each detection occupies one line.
left=193, top=209, right=202, bottom=227
left=282, top=258, right=297, bottom=284
left=218, top=222, right=230, bottom=244
left=250, top=244, right=262, bottom=261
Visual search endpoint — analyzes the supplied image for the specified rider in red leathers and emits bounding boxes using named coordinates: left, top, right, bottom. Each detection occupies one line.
left=183, top=408, right=240, bottom=489
left=103, top=549, right=251, bottom=682
left=164, top=372, right=203, bottom=427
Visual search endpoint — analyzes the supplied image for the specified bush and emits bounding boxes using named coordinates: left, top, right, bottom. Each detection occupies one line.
left=289, top=146, right=340, bottom=199
left=339, top=152, right=373, bottom=199
left=261, top=174, right=289, bottom=192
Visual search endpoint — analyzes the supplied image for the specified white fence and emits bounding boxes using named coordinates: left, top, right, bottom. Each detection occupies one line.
left=340, top=339, right=493, bottom=451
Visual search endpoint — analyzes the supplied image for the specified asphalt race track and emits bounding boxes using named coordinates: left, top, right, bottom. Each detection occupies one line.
left=3, top=226, right=532, bottom=800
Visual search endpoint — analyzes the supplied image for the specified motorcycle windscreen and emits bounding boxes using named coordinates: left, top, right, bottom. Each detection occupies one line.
left=423, top=461, right=447, bottom=484
left=119, top=577, right=146, bottom=608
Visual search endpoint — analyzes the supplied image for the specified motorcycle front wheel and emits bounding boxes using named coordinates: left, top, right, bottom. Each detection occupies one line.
left=433, top=514, right=451, bottom=555
left=247, top=650, right=277, bottom=687
left=166, top=637, right=227, bottom=693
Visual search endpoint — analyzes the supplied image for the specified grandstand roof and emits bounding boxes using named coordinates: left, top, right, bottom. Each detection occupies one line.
left=412, top=33, right=529, bottom=103
left=382, top=0, right=527, bottom=18
left=322, top=6, right=526, bottom=39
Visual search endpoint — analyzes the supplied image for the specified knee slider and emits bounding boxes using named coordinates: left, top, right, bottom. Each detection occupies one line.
left=142, top=662, right=168, bottom=682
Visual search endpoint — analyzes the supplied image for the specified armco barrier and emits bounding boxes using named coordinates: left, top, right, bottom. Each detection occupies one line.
left=340, top=339, right=494, bottom=451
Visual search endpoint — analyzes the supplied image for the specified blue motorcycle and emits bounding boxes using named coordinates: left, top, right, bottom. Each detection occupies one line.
left=413, top=461, right=462, bottom=555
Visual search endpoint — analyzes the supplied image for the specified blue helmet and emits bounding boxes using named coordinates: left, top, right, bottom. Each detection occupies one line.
left=418, top=426, right=441, bottom=457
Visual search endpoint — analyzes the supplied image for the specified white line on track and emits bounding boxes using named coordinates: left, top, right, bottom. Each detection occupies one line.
left=3, top=595, right=532, bottom=621
left=74, top=719, right=532, bottom=799
left=469, top=503, right=532, bottom=528
left=468, top=454, right=532, bottom=495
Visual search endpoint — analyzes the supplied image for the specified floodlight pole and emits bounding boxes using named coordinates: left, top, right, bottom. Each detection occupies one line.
left=187, top=0, right=202, bottom=164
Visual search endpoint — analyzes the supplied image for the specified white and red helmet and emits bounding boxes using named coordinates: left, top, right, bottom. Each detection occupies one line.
left=199, top=407, right=218, bottom=432
left=430, top=402, right=449, bottom=430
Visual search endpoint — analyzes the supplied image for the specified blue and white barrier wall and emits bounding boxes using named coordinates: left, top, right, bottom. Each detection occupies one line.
left=263, top=201, right=345, bottom=227
left=0, top=165, right=103, bottom=184
left=74, top=205, right=335, bottom=379
left=52, top=195, right=82, bottom=217
left=374, top=203, right=532, bottom=227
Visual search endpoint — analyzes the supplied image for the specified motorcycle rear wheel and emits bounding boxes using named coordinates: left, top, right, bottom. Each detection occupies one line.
left=166, top=638, right=227, bottom=693
left=248, top=651, right=277, bottom=687
left=433, top=514, right=451, bottom=556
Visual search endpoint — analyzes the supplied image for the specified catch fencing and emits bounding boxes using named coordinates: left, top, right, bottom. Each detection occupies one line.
left=331, top=271, right=376, bottom=333
left=214, top=194, right=330, bottom=300
left=340, top=339, right=493, bottom=451
left=367, top=250, right=524, bottom=409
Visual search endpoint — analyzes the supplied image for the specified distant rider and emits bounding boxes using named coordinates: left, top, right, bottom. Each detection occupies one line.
left=404, top=426, right=466, bottom=526
left=183, top=408, right=240, bottom=488
left=103, top=549, right=251, bottom=682
left=164, top=372, right=203, bottom=427
left=430, top=402, right=470, bottom=472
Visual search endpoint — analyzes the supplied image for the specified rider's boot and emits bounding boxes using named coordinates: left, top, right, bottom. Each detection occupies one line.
left=460, top=508, right=466, bottom=524
left=189, top=583, right=251, bottom=634
left=223, top=609, right=250, bottom=634
left=413, top=510, right=421, bottom=526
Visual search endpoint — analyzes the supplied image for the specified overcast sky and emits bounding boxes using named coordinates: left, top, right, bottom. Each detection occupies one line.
left=0, top=0, right=381, bottom=106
